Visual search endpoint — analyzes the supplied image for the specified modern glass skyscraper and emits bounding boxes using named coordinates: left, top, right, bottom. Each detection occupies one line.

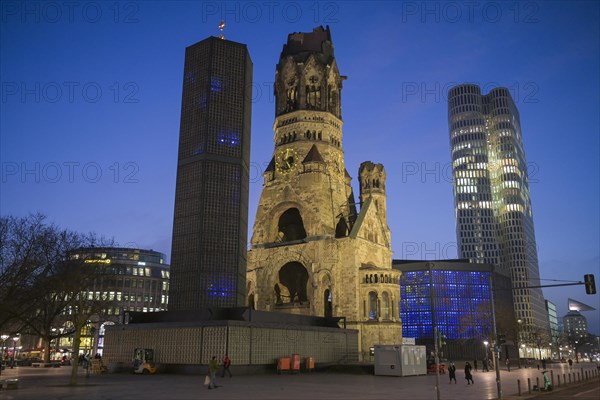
left=447, top=84, right=547, bottom=338
left=169, top=36, right=252, bottom=310
left=545, top=299, right=559, bottom=356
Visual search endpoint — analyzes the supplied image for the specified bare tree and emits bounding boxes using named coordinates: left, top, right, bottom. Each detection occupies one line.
left=0, top=214, right=115, bottom=385
left=0, top=214, right=57, bottom=332
left=529, top=326, right=551, bottom=361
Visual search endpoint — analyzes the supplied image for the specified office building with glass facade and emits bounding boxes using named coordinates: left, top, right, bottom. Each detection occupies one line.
left=563, top=310, right=588, bottom=342
left=47, top=247, right=171, bottom=358
left=447, top=84, right=547, bottom=342
left=545, top=299, right=559, bottom=357
left=169, top=36, right=253, bottom=310
left=393, top=259, right=515, bottom=360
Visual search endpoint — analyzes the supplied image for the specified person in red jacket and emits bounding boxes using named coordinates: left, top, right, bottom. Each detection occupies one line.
left=221, top=355, right=232, bottom=378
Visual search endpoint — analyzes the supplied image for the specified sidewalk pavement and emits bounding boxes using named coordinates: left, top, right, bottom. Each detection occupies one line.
left=0, top=362, right=598, bottom=400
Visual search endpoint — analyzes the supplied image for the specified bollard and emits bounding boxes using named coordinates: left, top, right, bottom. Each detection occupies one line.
left=569, top=372, right=572, bottom=384
left=551, top=370, right=554, bottom=387
left=563, top=373, right=565, bottom=385
left=528, top=377, right=531, bottom=394
left=518, top=379, right=521, bottom=396
left=577, top=372, right=580, bottom=382
left=536, top=377, right=540, bottom=390
left=557, top=374, right=561, bottom=387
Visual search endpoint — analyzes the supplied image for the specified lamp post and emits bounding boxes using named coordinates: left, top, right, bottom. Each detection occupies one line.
left=427, top=263, right=440, bottom=400
left=484, top=340, right=489, bottom=372
left=10, top=336, right=19, bottom=368
left=516, top=319, right=523, bottom=368
left=0, top=334, right=9, bottom=376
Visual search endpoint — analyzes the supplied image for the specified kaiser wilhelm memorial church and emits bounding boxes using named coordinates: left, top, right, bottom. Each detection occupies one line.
left=246, top=26, right=402, bottom=355
left=103, top=26, right=402, bottom=368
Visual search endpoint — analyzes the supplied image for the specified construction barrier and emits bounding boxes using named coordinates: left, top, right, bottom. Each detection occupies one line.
left=277, top=357, right=291, bottom=374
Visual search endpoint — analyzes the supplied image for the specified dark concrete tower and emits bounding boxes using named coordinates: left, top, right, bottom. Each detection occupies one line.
left=169, top=36, right=252, bottom=310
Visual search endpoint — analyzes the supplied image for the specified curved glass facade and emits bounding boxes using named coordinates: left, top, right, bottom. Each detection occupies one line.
left=69, top=247, right=170, bottom=315
left=66, top=247, right=170, bottom=356
left=448, top=84, right=548, bottom=340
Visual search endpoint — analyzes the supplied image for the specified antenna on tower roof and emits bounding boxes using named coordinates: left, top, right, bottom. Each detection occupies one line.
left=218, top=20, right=225, bottom=40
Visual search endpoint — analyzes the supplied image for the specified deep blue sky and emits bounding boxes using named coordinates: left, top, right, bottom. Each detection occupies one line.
left=1, top=1, right=599, bottom=333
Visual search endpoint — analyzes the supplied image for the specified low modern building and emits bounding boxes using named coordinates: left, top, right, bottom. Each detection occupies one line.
left=393, top=259, right=516, bottom=361
left=47, top=247, right=170, bottom=358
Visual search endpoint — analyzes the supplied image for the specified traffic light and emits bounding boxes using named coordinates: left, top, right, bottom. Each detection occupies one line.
left=584, top=274, right=596, bottom=295
left=438, top=333, right=447, bottom=349
left=497, top=334, right=506, bottom=346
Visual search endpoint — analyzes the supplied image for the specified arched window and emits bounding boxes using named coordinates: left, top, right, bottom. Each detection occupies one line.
left=368, top=291, right=378, bottom=320
left=277, top=208, right=307, bottom=242
left=324, top=289, right=332, bottom=317
left=381, top=292, right=390, bottom=320
left=329, top=90, right=338, bottom=115
left=279, top=262, right=309, bottom=303
left=335, top=217, right=348, bottom=238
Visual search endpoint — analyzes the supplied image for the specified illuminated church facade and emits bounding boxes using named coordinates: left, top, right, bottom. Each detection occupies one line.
left=246, top=26, right=402, bottom=359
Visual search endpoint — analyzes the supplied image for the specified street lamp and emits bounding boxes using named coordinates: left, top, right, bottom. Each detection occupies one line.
left=517, top=319, right=523, bottom=362
left=483, top=340, right=489, bottom=372
left=0, top=334, right=9, bottom=376
left=10, top=336, right=19, bottom=368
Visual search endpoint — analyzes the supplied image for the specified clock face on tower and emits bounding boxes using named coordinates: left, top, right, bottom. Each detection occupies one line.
left=276, top=148, right=298, bottom=174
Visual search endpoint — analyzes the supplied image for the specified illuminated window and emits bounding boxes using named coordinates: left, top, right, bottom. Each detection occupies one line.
left=368, top=291, right=378, bottom=320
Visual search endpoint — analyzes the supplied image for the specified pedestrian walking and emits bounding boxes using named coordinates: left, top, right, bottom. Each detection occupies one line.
left=482, top=359, right=489, bottom=372
left=541, top=358, right=546, bottom=370
left=542, top=370, right=552, bottom=391
left=448, top=362, right=457, bottom=384
left=473, top=359, right=478, bottom=371
left=207, top=356, right=219, bottom=389
left=221, top=354, right=232, bottom=378
left=568, top=358, right=573, bottom=368
left=506, top=357, right=511, bottom=372
left=464, top=362, right=474, bottom=385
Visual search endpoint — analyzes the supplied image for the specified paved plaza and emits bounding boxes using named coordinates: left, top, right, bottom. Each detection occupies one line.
left=0, top=362, right=598, bottom=400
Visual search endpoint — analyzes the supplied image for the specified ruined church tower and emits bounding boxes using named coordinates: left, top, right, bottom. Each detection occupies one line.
left=246, top=26, right=402, bottom=359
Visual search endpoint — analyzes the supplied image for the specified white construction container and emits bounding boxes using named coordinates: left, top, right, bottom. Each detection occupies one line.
left=374, top=344, right=427, bottom=377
